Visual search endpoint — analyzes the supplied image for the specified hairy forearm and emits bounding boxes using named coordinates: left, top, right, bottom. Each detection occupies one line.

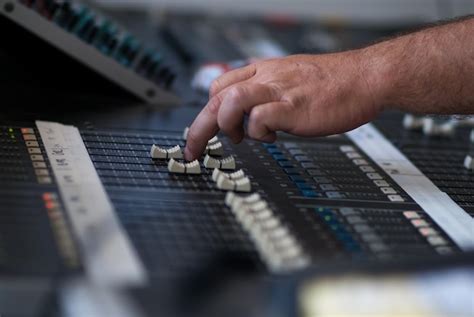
left=363, top=16, right=474, bottom=114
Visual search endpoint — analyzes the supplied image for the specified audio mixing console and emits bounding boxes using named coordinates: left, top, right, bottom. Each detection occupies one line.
left=1, top=114, right=472, bottom=287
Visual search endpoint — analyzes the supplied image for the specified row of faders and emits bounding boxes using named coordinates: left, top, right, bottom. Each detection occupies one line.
left=1, top=0, right=178, bottom=104
left=151, top=128, right=251, bottom=192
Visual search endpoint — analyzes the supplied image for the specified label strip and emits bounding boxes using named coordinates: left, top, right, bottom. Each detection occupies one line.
left=347, top=123, right=474, bottom=251
left=37, top=121, right=146, bottom=286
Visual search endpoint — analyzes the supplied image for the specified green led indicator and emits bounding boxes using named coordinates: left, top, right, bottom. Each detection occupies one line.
left=324, top=216, right=331, bottom=221
left=8, top=128, right=13, bottom=133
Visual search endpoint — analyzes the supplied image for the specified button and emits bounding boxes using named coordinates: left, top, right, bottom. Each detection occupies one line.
left=283, top=168, right=300, bottom=175
left=23, top=134, right=37, bottom=141
left=272, top=154, right=288, bottom=161
left=380, top=187, right=397, bottom=194
left=35, top=169, right=50, bottom=176
left=289, top=149, right=304, bottom=155
left=150, top=144, right=183, bottom=159
left=289, top=175, right=305, bottom=183
left=346, top=216, right=366, bottom=224
left=182, top=127, right=189, bottom=140
left=464, top=154, right=473, bottom=170
left=301, top=162, right=317, bottom=168
left=353, top=159, right=369, bottom=165
left=37, top=176, right=52, bottom=184
left=366, top=173, right=382, bottom=180
left=427, top=236, right=448, bottom=246
left=205, top=142, right=224, bottom=156
left=294, top=155, right=311, bottom=162
left=306, top=169, right=324, bottom=176
left=212, top=169, right=245, bottom=182
left=340, top=145, right=355, bottom=152
left=403, top=211, right=420, bottom=219
left=360, top=166, right=375, bottom=173
left=278, top=161, right=294, bottom=168
left=346, top=152, right=362, bottom=159
left=28, top=147, right=42, bottom=154
left=419, top=227, right=437, bottom=236
left=167, top=158, right=201, bottom=174
left=33, top=162, right=47, bottom=168
left=267, top=148, right=282, bottom=154
left=301, top=190, right=318, bottom=198
left=26, top=141, right=40, bottom=147
left=296, top=183, right=312, bottom=190
left=204, top=155, right=235, bottom=170
left=374, top=180, right=390, bottom=187
left=320, top=184, right=337, bottom=191
left=411, top=219, right=429, bottom=228
left=388, top=195, right=404, bottom=202
left=326, top=191, right=345, bottom=199
left=21, top=128, right=35, bottom=134
left=31, top=155, right=45, bottom=161
left=339, top=208, right=358, bottom=216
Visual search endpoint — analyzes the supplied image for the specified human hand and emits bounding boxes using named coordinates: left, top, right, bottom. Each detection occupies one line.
left=184, top=52, right=382, bottom=161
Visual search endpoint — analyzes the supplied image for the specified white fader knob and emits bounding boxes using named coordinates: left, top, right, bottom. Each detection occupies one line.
left=403, top=114, right=424, bottom=130
left=203, top=155, right=236, bottom=170
left=205, top=142, right=224, bottom=156
left=216, top=175, right=251, bottom=192
left=212, top=169, right=245, bottom=182
left=167, top=158, right=201, bottom=174
left=150, top=145, right=183, bottom=159
left=182, top=127, right=190, bottom=140
left=422, top=118, right=455, bottom=137
left=464, top=154, right=474, bottom=170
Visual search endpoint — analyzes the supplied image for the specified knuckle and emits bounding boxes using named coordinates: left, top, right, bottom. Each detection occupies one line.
left=209, top=79, right=221, bottom=96
left=227, top=85, right=246, bottom=102
left=206, top=94, right=223, bottom=115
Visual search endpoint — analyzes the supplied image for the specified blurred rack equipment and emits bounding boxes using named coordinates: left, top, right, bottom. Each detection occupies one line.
left=0, top=0, right=178, bottom=104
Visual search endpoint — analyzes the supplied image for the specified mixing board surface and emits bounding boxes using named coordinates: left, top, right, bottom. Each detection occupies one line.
left=2, top=113, right=471, bottom=284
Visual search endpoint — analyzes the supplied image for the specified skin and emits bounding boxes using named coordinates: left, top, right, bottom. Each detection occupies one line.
left=184, top=17, right=474, bottom=161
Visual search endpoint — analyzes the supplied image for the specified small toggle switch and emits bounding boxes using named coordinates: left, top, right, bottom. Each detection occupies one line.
left=150, top=144, right=183, bottom=159
left=203, top=155, right=235, bottom=170
left=167, top=158, right=201, bottom=174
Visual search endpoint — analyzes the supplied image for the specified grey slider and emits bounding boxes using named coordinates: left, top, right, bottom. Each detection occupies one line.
left=150, top=144, right=183, bottom=159
left=167, top=158, right=201, bottom=174
left=204, top=155, right=236, bottom=170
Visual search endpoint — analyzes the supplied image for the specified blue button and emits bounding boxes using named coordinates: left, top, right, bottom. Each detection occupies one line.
left=290, top=175, right=306, bottom=183
left=301, top=190, right=318, bottom=197
left=267, top=148, right=282, bottom=154
left=272, top=154, right=288, bottom=161
left=296, top=183, right=312, bottom=190
left=278, top=161, right=294, bottom=168
left=283, top=168, right=300, bottom=175
left=263, top=143, right=277, bottom=148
